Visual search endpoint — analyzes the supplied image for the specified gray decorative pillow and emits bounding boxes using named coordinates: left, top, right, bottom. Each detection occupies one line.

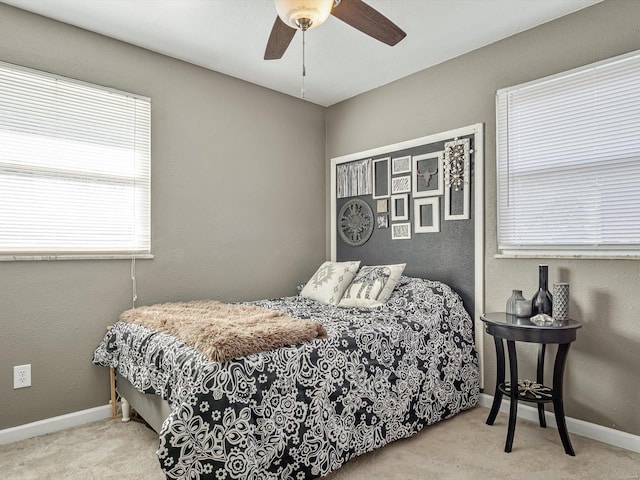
left=300, top=261, right=361, bottom=305
left=338, top=263, right=406, bottom=308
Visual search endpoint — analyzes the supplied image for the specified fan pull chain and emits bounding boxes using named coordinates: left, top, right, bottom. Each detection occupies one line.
left=301, top=28, right=306, bottom=99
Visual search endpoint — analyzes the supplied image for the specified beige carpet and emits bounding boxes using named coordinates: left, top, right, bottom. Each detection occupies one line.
left=1, top=406, right=638, bottom=480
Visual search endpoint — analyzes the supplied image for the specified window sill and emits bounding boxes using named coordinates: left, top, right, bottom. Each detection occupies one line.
left=0, top=254, right=154, bottom=262
left=495, top=252, right=640, bottom=260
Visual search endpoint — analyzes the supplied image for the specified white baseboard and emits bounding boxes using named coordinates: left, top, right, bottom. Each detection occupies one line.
left=2, top=398, right=638, bottom=454
left=479, top=393, right=640, bottom=453
left=0, top=404, right=111, bottom=445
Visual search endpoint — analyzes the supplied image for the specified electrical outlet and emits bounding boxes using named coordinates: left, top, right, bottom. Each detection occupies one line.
left=14, top=364, right=31, bottom=389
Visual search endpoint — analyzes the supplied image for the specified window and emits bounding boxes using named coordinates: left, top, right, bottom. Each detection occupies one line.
left=0, top=61, right=151, bottom=259
left=496, top=49, right=640, bottom=257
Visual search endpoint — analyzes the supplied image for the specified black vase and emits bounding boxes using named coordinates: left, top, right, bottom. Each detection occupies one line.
left=531, top=264, right=553, bottom=315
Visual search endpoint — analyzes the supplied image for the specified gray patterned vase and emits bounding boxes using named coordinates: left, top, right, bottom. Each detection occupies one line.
left=552, top=283, right=570, bottom=320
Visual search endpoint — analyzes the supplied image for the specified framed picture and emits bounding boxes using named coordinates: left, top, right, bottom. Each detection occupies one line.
left=412, top=152, right=444, bottom=198
left=444, top=138, right=470, bottom=220
left=376, top=214, right=389, bottom=229
left=390, top=194, right=409, bottom=221
left=414, top=197, right=440, bottom=233
left=392, top=155, right=412, bottom=175
left=444, top=185, right=470, bottom=220
left=376, top=198, right=388, bottom=213
left=336, top=158, right=373, bottom=199
left=391, top=222, right=411, bottom=240
left=372, top=157, right=391, bottom=199
left=391, top=175, right=411, bottom=194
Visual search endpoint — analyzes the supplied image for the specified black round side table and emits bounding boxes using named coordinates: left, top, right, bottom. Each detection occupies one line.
left=480, top=312, right=582, bottom=455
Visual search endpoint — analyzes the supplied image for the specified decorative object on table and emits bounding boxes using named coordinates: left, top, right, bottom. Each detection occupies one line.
left=391, top=222, right=411, bottom=240
left=391, top=155, right=411, bottom=174
left=337, top=199, right=374, bottom=246
left=504, top=379, right=553, bottom=400
left=530, top=313, right=554, bottom=326
left=443, top=137, right=471, bottom=221
left=376, top=198, right=388, bottom=213
left=553, top=283, right=570, bottom=321
left=531, top=264, right=553, bottom=316
left=376, top=214, right=388, bottom=229
left=336, top=158, right=372, bottom=198
left=412, top=152, right=444, bottom=198
left=391, top=175, right=411, bottom=194
left=515, top=297, right=532, bottom=317
left=506, top=289, right=526, bottom=315
left=414, top=197, right=440, bottom=233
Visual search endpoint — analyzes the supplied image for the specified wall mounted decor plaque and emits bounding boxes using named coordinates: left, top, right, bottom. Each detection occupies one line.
left=337, top=158, right=373, bottom=199
left=443, top=137, right=471, bottom=220
left=444, top=137, right=470, bottom=191
left=338, top=199, right=374, bottom=246
left=413, top=152, right=444, bottom=198
left=376, top=215, right=389, bottom=229
left=391, top=175, right=411, bottom=194
left=391, top=222, right=411, bottom=240
left=392, top=155, right=412, bottom=174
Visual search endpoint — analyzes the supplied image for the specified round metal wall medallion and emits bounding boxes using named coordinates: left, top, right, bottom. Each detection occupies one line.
left=338, top=199, right=374, bottom=247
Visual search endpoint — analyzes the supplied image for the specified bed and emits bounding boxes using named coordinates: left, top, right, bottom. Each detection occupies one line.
left=93, top=274, right=479, bottom=480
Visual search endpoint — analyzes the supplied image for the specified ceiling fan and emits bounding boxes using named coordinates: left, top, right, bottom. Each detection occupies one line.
left=264, top=0, right=406, bottom=60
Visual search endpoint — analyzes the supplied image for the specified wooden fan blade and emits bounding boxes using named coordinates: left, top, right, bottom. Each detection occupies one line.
left=331, top=0, right=406, bottom=46
left=264, top=16, right=297, bottom=60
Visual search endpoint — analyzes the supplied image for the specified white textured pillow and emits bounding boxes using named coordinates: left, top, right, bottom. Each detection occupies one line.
left=300, top=261, right=361, bottom=305
left=338, top=263, right=406, bottom=308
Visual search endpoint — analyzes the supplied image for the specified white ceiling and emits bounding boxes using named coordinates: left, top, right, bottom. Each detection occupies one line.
left=2, top=0, right=602, bottom=106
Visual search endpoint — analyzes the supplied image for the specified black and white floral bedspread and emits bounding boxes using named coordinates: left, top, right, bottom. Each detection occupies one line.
left=93, top=276, right=479, bottom=480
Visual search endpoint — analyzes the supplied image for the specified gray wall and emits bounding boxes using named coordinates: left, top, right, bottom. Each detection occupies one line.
left=326, top=0, right=640, bottom=437
left=3, top=0, right=639, bottom=439
left=0, top=4, right=326, bottom=429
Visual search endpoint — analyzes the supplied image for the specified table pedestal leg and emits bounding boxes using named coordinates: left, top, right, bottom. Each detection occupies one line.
left=553, top=343, right=575, bottom=456
left=486, top=336, right=505, bottom=426
left=505, top=340, right=518, bottom=453
left=537, top=343, right=547, bottom=428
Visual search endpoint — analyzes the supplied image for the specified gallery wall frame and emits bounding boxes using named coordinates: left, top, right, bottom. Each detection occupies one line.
left=444, top=138, right=471, bottom=220
left=336, top=158, right=373, bottom=199
left=414, top=197, right=440, bottom=233
left=376, top=215, right=389, bottom=229
left=390, top=194, right=409, bottom=221
left=372, top=157, right=391, bottom=199
left=392, top=155, right=411, bottom=174
left=391, top=175, right=411, bottom=194
left=391, top=222, right=411, bottom=240
left=413, top=152, right=444, bottom=198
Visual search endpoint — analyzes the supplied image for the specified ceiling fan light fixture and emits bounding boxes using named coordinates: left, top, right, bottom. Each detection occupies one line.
left=274, top=0, right=334, bottom=31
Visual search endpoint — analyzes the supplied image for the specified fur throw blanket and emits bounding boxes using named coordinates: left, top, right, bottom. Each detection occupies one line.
left=120, top=300, right=328, bottom=363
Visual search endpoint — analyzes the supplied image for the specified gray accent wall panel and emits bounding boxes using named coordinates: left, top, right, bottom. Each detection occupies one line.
left=336, top=136, right=476, bottom=315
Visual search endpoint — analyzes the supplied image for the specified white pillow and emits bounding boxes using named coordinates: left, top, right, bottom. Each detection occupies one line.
left=300, top=261, right=361, bottom=305
left=338, top=264, right=406, bottom=308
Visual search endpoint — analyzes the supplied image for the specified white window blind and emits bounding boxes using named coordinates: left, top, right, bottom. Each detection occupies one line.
left=496, top=49, right=640, bottom=256
left=0, top=61, right=151, bottom=258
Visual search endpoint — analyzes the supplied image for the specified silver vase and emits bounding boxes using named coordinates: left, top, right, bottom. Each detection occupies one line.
left=506, top=289, right=525, bottom=315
